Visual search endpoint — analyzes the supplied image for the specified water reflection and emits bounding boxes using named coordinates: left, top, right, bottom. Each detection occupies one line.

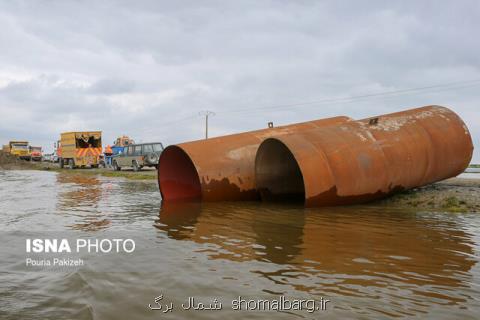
left=53, top=172, right=160, bottom=231
left=54, top=174, right=110, bottom=231
left=156, top=202, right=477, bottom=314
left=2, top=170, right=479, bottom=319
left=56, top=174, right=103, bottom=208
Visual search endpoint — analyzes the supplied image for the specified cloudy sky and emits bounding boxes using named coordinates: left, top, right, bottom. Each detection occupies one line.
left=0, top=1, right=478, bottom=161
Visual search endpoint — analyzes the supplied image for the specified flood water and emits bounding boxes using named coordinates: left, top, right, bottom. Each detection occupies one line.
left=1, top=170, right=480, bottom=319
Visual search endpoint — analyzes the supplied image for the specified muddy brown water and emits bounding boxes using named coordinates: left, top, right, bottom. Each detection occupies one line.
left=1, top=170, right=480, bottom=319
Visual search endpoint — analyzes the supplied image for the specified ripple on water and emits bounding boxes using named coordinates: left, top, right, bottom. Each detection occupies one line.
left=0, top=170, right=479, bottom=319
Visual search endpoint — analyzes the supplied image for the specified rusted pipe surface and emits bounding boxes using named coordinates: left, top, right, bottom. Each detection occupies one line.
left=255, top=105, right=473, bottom=206
left=158, top=116, right=351, bottom=201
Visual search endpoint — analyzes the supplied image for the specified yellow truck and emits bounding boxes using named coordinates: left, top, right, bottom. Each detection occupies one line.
left=59, top=131, right=102, bottom=169
left=8, top=141, right=31, bottom=160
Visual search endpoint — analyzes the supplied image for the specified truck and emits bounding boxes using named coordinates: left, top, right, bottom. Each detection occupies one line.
left=29, top=146, right=43, bottom=161
left=8, top=141, right=31, bottom=160
left=58, top=131, right=102, bottom=169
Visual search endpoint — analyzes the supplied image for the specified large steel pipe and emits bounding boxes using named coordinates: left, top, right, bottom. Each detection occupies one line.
left=158, top=116, right=352, bottom=201
left=255, top=105, right=473, bottom=206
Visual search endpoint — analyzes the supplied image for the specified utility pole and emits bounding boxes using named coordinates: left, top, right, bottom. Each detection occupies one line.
left=199, top=110, right=215, bottom=139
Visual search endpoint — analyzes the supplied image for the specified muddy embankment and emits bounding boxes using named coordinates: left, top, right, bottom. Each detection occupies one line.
left=1, top=151, right=479, bottom=212
left=377, top=178, right=480, bottom=212
left=0, top=151, right=36, bottom=170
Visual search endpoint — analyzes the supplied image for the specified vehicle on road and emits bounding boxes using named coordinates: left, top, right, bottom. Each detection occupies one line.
left=8, top=141, right=31, bottom=160
left=42, top=153, right=54, bottom=162
left=54, top=140, right=61, bottom=163
left=103, top=135, right=134, bottom=168
left=29, top=146, right=43, bottom=161
left=58, top=131, right=102, bottom=169
left=112, top=142, right=163, bottom=171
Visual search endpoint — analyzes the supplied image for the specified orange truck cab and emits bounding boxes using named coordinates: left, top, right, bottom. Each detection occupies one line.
left=29, top=146, right=43, bottom=161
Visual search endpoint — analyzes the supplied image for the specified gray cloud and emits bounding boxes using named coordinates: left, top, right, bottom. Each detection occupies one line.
left=0, top=0, right=478, bottom=161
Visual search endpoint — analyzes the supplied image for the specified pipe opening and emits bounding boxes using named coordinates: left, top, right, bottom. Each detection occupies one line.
left=255, top=138, right=305, bottom=203
left=158, top=146, right=201, bottom=202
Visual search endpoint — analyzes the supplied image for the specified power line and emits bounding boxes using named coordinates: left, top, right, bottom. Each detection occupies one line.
left=142, top=114, right=197, bottom=132
left=216, top=82, right=480, bottom=119
left=214, top=79, right=480, bottom=115
left=132, top=114, right=198, bottom=138
left=145, top=78, right=480, bottom=134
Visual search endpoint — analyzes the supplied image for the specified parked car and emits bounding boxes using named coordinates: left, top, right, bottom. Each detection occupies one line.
left=112, top=142, right=163, bottom=171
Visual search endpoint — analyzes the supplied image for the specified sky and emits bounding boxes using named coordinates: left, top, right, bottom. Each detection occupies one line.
left=0, top=1, right=478, bottom=162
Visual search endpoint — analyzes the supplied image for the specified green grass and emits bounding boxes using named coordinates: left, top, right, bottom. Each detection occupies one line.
left=40, top=166, right=157, bottom=180
left=100, top=171, right=157, bottom=180
left=441, top=196, right=467, bottom=212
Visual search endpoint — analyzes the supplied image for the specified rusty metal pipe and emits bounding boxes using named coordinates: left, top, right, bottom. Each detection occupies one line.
left=158, top=116, right=352, bottom=201
left=255, top=105, right=473, bottom=206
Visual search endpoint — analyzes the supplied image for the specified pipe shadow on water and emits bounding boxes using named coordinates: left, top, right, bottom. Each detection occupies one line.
left=156, top=201, right=305, bottom=264
left=155, top=201, right=478, bottom=311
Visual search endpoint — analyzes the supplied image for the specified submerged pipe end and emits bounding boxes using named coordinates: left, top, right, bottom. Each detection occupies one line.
left=255, top=138, right=305, bottom=203
left=158, top=145, right=201, bottom=202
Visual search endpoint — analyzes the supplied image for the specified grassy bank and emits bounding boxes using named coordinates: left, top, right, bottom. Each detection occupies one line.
left=40, top=164, right=158, bottom=180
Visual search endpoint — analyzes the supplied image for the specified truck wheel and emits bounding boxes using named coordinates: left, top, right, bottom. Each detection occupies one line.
left=132, top=160, right=140, bottom=172
left=113, top=161, right=121, bottom=171
left=59, top=158, right=64, bottom=168
left=69, top=159, right=75, bottom=169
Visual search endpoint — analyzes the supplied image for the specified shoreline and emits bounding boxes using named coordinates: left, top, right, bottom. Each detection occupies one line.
left=1, top=154, right=479, bottom=212
left=377, top=177, right=480, bottom=213
left=0, top=156, right=158, bottom=181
